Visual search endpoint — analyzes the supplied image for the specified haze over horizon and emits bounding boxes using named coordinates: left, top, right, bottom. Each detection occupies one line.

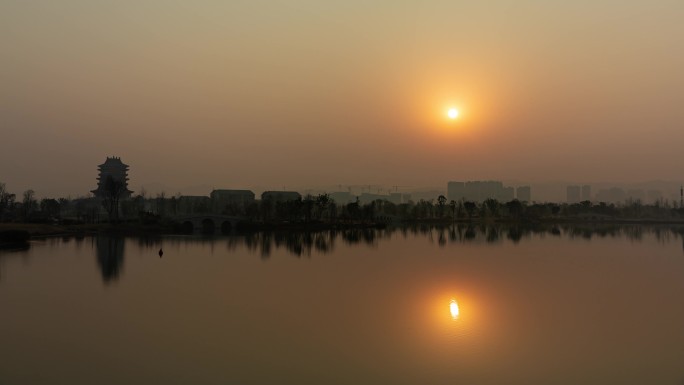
left=2, top=1, right=683, bottom=198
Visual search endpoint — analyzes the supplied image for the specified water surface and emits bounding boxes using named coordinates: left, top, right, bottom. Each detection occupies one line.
left=1, top=225, right=684, bottom=384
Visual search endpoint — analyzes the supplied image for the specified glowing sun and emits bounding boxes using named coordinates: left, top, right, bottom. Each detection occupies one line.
left=447, top=108, right=459, bottom=119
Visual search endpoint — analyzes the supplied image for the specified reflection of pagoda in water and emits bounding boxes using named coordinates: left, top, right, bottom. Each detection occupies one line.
left=96, top=236, right=125, bottom=283
left=91, top=156, right=133, bottom=198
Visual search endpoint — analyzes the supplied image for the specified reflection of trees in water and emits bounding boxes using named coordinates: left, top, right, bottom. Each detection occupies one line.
left=260, top=232, right=272, bottom=259
left=220, top=228, right=382, bottom=258
left=652, top=226, right=675, bottom=244
left=315, top=232, right=333, bottom=253
left=424, top=223, right=684, bottom=248
left=437, top=228, right=446, bottom=247
left=117, top=224, right=684, bottom=261
left=507, top=227, right=523, bottom=243
left=464, top=226, right=477, bottom=241
left=96, top=236, right=125, bottom=283
left=135, top=236, right=162, bottom=249
left=340, top=229, right=378, bottom=247
left=0, top=243, right=30, bottom=254
left=486, top=227, right=500, bottom=243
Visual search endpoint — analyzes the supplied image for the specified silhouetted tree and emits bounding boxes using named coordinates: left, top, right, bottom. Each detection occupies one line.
left=101, top=175, right=126, bottom=222
left=505, top=200, right=524, bottom=219
left=168, top=195, right=179, bottom=216
left=245, top=201, right=259, bottom=221
left=437, top=195, right=447, bottom=218
left=302, top=195, right=315, bottom=222
left=156, top=191, right=167, bottom=217
left=260, top=198, right=274, bottom=222
left=550, top=203, right=561, bottom=216
left=483, top=198, right=500, bottom=218
left=315, top=194, right=331, bottom=220
left=362, top=201, right=377, bottom=222
left=328, top=200, right=338, bottom=222
left=40, top=198, right=61, bottom=219
left=22, top=189, right=36, bottom=220
left=346, top=199, right=360, bottom=222
left=0, top=182, right=15, bottom=221
left=463, top=201, right=477, bottom=220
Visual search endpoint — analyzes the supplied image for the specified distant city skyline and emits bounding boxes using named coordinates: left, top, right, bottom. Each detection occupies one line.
left=2, top=153, right=683, bottom=204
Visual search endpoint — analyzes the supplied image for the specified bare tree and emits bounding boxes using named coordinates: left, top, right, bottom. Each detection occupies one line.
left=22, top=189, right=36, bottom=220
left=483, top=198, right=500, bottom=217
left=0, top=182, right=9, bottom=221
left=463, top=201, right=477, bottom=220
left=101, top=176, right=126, bottom=222
left=156, top=191, right=167, bottom=217
left=40, top=198, right=61, bottom=219
left=437, top=195, right=447, bottom=218
left=449, top=200, right=457, bottom=220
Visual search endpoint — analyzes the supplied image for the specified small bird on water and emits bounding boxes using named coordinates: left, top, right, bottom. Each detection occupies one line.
left=158, top=248, right=163, bottom=258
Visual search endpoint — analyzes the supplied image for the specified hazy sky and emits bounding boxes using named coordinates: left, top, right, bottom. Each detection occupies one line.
left=2, top=0, right=683, bottom=197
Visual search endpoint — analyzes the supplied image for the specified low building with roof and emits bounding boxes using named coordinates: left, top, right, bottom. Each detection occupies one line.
left=210, top=189, right=255, bottom=214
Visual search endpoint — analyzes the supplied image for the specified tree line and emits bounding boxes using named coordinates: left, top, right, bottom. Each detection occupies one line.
left=2, top=181, right=683, bottom=225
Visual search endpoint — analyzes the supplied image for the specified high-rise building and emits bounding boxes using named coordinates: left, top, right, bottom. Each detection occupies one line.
left=330, top=191, right=355, bottom=204
left=447, top=182, right=466, bottom=201
left=581, top=185, right=591, bottom=201
left=566, top=185, right=581, bottom=203
left=465, top=181, right=504, bottom=201
left=91, top=157, right=132, bottom=198
left=626, top=189, right=645, bottom=202
left=596, top=188, right=627, bottom=203
left=502, top=186, right=515, bottom=201
left=516, top=186, right=532, bottom=202
left=448, top=180, right=520, bottom=202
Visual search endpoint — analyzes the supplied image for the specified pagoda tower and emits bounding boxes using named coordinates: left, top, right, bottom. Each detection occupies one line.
left=91, top=157, right=133, bottom=198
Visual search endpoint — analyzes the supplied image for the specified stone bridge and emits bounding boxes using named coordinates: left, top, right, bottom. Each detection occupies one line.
left=173, top=215, right=242, bottom=234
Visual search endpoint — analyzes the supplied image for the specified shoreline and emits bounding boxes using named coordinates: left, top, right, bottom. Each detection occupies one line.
left=2, top=218, right=684, bottom=241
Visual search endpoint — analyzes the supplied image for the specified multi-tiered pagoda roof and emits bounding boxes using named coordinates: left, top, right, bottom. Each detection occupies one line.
left=91, top=156, right=133, bottom=198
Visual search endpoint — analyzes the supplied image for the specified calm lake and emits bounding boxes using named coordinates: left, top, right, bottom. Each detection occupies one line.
left=1, top=225, right=684, bottom=384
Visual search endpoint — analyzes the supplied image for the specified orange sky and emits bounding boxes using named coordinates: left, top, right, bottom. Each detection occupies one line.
left=1, top=1, right=683, bottom=197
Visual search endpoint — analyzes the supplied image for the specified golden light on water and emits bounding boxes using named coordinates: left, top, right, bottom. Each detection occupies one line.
left=450, top=299, right=460, bottom=319
left=423, top=292, right=483, bottom=347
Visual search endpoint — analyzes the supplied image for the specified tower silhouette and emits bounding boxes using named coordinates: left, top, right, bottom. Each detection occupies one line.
left=91, top=156, right=133, bottom=198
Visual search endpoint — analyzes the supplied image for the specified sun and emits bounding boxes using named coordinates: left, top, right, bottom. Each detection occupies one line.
left=447, top=108, right=459, bottom=119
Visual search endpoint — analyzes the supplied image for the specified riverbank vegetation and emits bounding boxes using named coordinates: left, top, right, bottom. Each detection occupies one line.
left=2, top=179, right=684, bottom=238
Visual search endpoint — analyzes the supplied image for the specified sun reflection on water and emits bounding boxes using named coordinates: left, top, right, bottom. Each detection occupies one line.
left=425, top=292, right=481, bottom=343
left=450, top=298, right=460, bottom=319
